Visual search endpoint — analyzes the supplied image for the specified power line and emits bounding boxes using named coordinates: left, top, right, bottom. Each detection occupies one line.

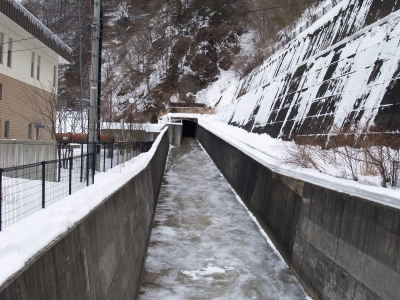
left=127, top=0, right=241, bottom=21
left=0, top=46, right=47, bottom=55
left=234, top=0, right=320, bottom=15
left=104, top=0, right=322, bottom=37
left=117, top=0, right=318, bottom=22
left=0, top=23, right=90, bottom=47
left=0, top=0, right=87, bottom=47
left=1, top=0, right=324, bottom=54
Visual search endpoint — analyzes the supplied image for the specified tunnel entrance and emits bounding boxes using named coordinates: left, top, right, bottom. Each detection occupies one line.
left=182, top=120, right=197, bottom=137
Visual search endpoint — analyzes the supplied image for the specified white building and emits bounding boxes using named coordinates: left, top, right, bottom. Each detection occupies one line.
left=0, top=0, right=72, bottom=167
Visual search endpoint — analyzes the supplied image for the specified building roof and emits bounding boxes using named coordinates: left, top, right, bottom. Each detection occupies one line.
left=0, top=0, right=72, bottom=62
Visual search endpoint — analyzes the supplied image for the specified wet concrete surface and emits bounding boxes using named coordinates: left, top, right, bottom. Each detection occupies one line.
left=139, top=138, right=309, bottom=299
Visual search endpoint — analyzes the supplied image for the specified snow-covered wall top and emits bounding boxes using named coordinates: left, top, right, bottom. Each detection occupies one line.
left=0, top=0, right=72, bottom=62
left=216, top=0, right=400, bottom=138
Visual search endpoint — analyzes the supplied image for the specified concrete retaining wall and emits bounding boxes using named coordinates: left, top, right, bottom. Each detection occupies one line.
left=196, top=125, right=400, bottom=300
left=216, top=0, right=400, bottom=139
left=0, top=130, right=169, bottom=300
left=0, top=140, right=57, bottom=169
left=167, top=123, right=183, bottom=146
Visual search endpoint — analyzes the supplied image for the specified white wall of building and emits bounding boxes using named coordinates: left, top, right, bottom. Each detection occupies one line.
left=0, top=12, right=59, bottom=91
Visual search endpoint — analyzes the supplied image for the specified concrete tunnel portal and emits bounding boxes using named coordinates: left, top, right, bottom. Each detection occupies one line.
left=167, top=117, right=198, bottom=146
left=182, top=120, right=197, bottom=137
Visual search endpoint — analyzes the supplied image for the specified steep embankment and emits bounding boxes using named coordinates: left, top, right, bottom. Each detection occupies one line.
left=216, top=0, right=400, bottom=138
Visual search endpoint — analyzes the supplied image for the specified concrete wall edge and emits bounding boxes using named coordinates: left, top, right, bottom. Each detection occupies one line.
left=198, top=122, right=400, bottom=210
left=196, top=124, right=400, bottom=300
left=0, top=129, right=170, bottom=299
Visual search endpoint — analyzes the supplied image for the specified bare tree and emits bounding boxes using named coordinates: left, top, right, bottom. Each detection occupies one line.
left=360, top=126, right=400, bottom=187
left=328, top=125, right=363, bottom=181
left=284, top=120, right=400, bottom=188
left=122, top=31, right=155, bottom=94
left=6, top=83, right=61, bottom=141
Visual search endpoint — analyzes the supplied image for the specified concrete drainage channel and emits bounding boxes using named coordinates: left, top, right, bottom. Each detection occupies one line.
left=195, top=124, right=400, bottom=300
left=1, top=123, right=399, bottom=300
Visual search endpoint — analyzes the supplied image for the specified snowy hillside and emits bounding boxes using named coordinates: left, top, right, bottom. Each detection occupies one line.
left=215, top=0, right=400, bottom=138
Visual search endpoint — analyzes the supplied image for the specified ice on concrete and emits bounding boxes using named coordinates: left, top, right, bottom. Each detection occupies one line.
left=140, top=138, right=309, bottom=299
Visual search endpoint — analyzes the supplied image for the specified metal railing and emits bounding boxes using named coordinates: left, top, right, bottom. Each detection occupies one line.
left=0, top=141, right=153, bottom=230
left=58, top=141, right=153, bottom=173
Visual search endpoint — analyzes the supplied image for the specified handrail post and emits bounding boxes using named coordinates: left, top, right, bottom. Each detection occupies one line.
left=69, top=156, right=73, bottom=195
left=117, top=142, right=119, bottom=165
left=0, top=168, right=3, bottom=231
left=86, top=154, right=89, bottom=186
left=92, top=153, right=95, bottom=184
left=111, top=143, right=113, bottom=169
left=58, top=156, right=61, bottom=182
left=103, top=143, right=106, bottom=172
left=80, top=143, right=83, bottom=182
left=58, top=142, right=61, bottom=182
left=42, top=161, right=46, bottom=208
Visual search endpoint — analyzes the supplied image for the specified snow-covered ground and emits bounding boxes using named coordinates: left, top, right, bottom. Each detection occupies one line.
left=162, top=113, right=400, bottom=209
left=0, top=128, right=167, bottom=287
left=183, top=0, right=400, bottom=210
left=197, top=0, right=400, bottom=150
left=196, top=68, right=239, bottom=107
left=1, top=166, right=87, bottom=229
left=1, top=143, right=150, bottom=230
left=1, top=112, right=398, bottom=290
left=196, top=114, right=400, bottom=209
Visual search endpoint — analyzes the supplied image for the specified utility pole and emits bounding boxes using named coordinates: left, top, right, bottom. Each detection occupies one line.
left=97, top=5, right=103, bottom=147
left=78, top=0, right=84, bottom=134
left=88, top=0, right=101, bottom=157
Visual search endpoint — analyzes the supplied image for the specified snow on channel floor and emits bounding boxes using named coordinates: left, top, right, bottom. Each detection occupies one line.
left=139, top=138, right=309, bottom=299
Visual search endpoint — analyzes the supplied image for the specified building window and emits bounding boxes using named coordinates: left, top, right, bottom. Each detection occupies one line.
left=31, top=52, right=35, bottom=78
left=4, top=121, right=9, bottom=138
left=34, top=127, right=41, bottom=140
left=0, top=32, right=3, bottom=65
left=53, top=65, right=56, bottom=87
left=7, top=38, right=12, bottom=68
left=28, top=124, right=32, bottom=139
left=37, top=56, right=40, bottom=80
left=0, top=83, right=2, bottom=100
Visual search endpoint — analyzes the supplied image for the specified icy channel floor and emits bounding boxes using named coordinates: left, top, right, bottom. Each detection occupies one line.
left=139, top=138, right=309, bottom=299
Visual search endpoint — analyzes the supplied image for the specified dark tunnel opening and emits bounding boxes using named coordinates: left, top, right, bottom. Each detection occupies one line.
left=182, top=120, right=197, bottom=137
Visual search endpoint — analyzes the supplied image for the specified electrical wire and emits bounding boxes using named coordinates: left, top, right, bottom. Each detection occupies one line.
left=111, top=0, right=321, bottom=37
left=0, top=22, right=91, bottom=46
left=0, top=45, right=47, bottom=55
left=0, top=0, right=323, bottom=53
left=127, top=0, right=245, bottom=21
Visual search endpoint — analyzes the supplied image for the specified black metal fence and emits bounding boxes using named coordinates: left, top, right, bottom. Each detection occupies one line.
left=58, top=141, right=153, bottom=172
left=0, top=141, right=153, bottom=230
